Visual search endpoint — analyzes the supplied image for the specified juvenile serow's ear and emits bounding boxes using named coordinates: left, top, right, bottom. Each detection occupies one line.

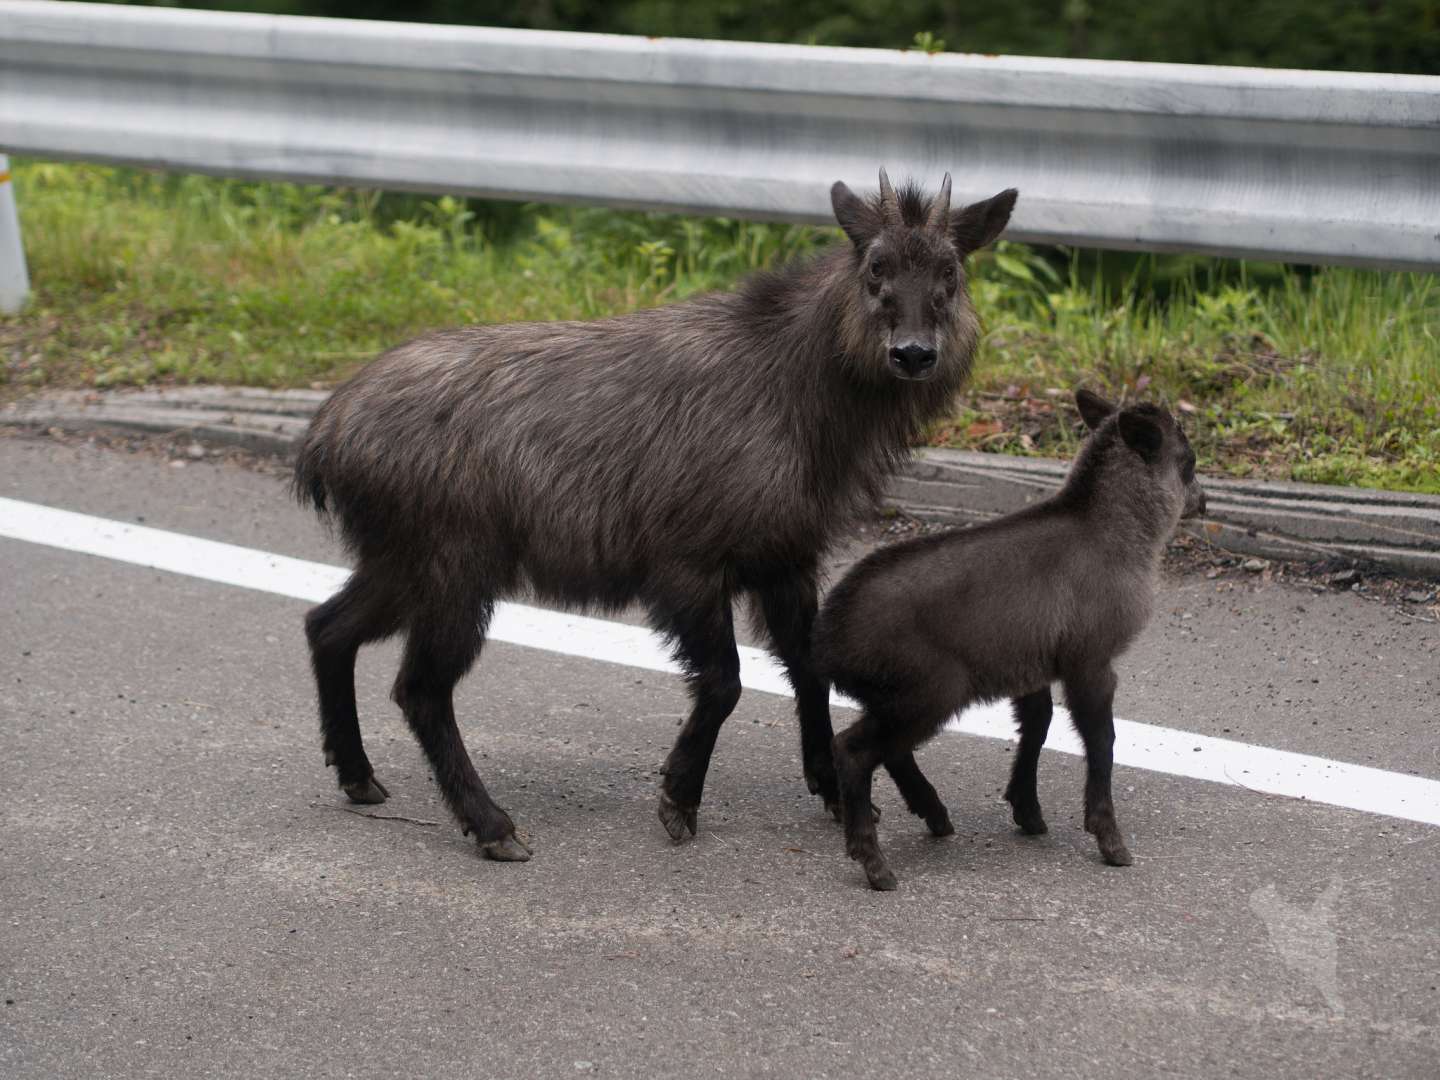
left=950, top=188, right=1019, bottom=255
left=831, top=181, right=881, bottom=250
left=1075, top=388, right=1115, bottom=431
left=1118, top=410, right=1165, bottom=463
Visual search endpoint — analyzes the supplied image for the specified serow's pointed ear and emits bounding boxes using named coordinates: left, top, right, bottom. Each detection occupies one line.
left=1118, top=410, right=1165, bottom=463
left=950, top=188, right=1018, bottom=254
left=831, top=180, right=879, bottom=250
left=1075, top=388, right=1115, bottom=431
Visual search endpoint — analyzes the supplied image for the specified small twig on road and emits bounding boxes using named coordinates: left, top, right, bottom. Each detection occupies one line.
left=1351, top=589, right=1437, bottom=623
left=1398, top=833, right=1440, bottom=847
left=317, top=803, right=442, bottom=827
left=1221, top=768, right=1319, bottom=807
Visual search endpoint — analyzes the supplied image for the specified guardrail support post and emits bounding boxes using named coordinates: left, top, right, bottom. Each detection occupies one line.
left=0, top=155, right=31, bottom=314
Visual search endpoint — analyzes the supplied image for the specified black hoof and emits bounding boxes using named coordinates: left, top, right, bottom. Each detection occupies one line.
left=806, top=768, right=842, bottom=815
left=1100, top=840, right=1133, bottom=867
left=342, top=776, right=389, bottom=805
left=658, top=793, right=698, bottom=841
left=1007, top=795, right=1047, bottom=835
left=863, top=857, right=898, bottom=891
left=806, top=766, right=840, bottom=800
left=480, top=833, right=533, bottom=862
left=1013, top=810, right=1048, bottom=836
left=926, top=811, right=955, bottom=838
left=1087, top=815, right=1132, bottom=865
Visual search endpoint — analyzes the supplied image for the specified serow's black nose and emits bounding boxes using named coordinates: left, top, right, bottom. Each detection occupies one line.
left=889, top=343, right=938, bottom=379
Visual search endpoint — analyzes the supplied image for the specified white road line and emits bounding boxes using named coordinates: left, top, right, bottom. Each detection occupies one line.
left=4, top=494, right=1438, bottom=828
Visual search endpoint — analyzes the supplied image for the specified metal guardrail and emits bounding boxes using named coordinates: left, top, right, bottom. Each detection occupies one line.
left=1, top=0, right=1438, bottom=314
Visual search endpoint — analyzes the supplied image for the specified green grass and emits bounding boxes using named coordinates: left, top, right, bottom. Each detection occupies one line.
left=3, top=159, right=1438, bottom=494
left=1, top=161, right=828, bottom=390
left=949, top=251, right=1440, bottom=492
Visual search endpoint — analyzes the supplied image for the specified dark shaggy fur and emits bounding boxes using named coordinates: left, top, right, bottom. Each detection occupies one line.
left=293, top=171, right=1017, bottom=861
left=814, top=390, right=1207, bottom=890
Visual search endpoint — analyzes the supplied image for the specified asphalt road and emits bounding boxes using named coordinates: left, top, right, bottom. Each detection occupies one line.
left=2, top=432, right=1438, bottom=1079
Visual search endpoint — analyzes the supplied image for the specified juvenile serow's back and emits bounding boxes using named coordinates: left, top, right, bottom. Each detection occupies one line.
left=293, top=172, right=1017, bottom=861
left=815, top=389, right=1206, bottom=890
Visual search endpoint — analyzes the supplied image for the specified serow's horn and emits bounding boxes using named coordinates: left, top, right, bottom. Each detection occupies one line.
left=878, top=167, right=901, bottom=226
left=926, top=172, right=952, bottom=233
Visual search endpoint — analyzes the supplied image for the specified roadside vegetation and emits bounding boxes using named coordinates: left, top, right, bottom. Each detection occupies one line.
left=3, top=160, right=1437, bottom=493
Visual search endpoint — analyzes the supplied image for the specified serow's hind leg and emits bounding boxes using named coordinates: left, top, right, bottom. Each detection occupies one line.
left=304, top=568, right=401, bottom=804
left=654, top=595, right=742, bottom=842
left=1004, top=687, right=1054, bottom=835
left=393, top=601, right=531, bottom=862
left=753, top=569, right=839, bottom=816
left=884, top=752, right=953, bottom=837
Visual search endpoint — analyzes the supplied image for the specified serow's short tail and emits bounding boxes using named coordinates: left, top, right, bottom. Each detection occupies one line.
left=291, top=442, right=329, bottom=514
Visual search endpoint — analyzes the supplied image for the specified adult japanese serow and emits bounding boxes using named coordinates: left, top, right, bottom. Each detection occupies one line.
left=815, top=390, right=1207, bottom=890
left=293, top=171, right=1017, bottom=861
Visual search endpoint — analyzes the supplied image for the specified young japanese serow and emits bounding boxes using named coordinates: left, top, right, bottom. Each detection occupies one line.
left=814, top=390, right=1207, bottom=890
left=292, top=171, right=1018, bottom=862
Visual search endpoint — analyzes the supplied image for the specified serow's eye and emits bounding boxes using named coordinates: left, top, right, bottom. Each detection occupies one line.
left=869, top=260, right=887, bottom=279
left=942, top=265, right=957, bottom=285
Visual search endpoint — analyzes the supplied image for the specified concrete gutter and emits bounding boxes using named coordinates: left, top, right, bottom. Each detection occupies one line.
left=6, top=386, right=1439, bottom=577
left=3, top=386, right=325, bottom=454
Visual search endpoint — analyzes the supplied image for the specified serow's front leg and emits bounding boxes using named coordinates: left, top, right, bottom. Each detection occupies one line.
left=1063, top=667, right=1132, bottom=866
left=655, top=596, right=742, bottom=841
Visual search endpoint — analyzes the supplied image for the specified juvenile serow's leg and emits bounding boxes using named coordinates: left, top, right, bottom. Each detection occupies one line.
left=833, top=712, right=903, bottom=890
left=656, top=597, right=742, bottom=841
left=1063, top=666, right=1132, bottom=866
left=754, top=570, right=839, bottom=816
left=884, top=753, right=953, bottom=837
left=304, top=567, right=402, bottom=804
left=1004, top=687, right=1054, bottom=835
left=393, top=602, right=531, bottom=862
